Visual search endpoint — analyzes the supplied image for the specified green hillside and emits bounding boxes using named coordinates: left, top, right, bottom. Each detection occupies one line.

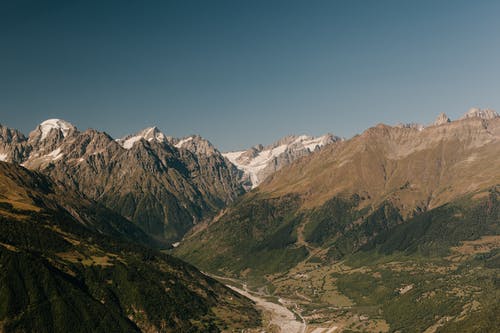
left=176, top=189, right=500, bottom=332
left=0, top=162, right=261, bottom=332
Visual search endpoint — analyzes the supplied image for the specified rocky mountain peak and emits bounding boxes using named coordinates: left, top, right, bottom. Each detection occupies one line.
left=173, top=135, right=218, bottom=156
left=0, top=124, right=26, bottom=143
left=433, top=112, right=451, bottom=126
left=461, top=107, right=498, bottom=120
left=270, top=135, right=301, bottom=148
left=0, top=124, right=29, bottom=163
left=36, top=119, right=76, bottom=140
left=395, top=122, right=425, bottom=131
left=117, top=126, right=166, bottom=149
left=139, top=126, right=166, bottom=142
left=253, top=144, right=264, bottom=151
left=27, top=119, right=77, bottom=150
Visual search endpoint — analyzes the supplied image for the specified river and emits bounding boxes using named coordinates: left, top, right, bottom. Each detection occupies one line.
left=227, top=284, right=306, bottom=333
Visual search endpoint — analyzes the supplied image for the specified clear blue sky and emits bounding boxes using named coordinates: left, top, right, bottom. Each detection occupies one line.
left=1, top=0, right=500, bottom=151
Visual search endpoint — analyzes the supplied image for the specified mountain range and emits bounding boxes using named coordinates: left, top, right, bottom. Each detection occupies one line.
left=176, top=109, right=500, bottom=332
left=1, top=108, right=499, bottom=332
left=178, top=109, right=500, bottom=267
left=0, top=120, right=335, bottom=244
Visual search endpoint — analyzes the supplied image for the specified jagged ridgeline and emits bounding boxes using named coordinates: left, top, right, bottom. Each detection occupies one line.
left=176, top=113, right=500, bottom=332
left=0, top=120, right=337, bottom=244
left=2, top=110, right=500, bottom=331
left=178, top=113, right=500, bottom=274
left=0, top=120, right=245, bottom=243
left=0, top=162, right=261, bottom=332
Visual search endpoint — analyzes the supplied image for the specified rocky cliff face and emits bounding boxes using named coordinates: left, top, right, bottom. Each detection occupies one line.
left=0, top=125, right=29, bottom=163
left=0, top=121, right=244, bottom=243
left=223, top=134, right=340, bottom=188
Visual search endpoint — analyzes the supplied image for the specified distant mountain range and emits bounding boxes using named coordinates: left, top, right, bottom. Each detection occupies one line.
left=224, top=134, right=340, bottom=188
left=0, top=120, right=243, bottom=243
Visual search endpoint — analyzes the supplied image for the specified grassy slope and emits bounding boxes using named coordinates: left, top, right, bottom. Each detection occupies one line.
left=0, top=162, right=261, bottom=332
left=176, top=188, right=500, bottom=332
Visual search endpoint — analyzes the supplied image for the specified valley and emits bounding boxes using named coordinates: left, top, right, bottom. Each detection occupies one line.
left=176, top=112, right=500, bottom=332
left=1, top=111, right=500, bottom=332
left=200, top=232, right=498, bottom=332
left=0, top=162, right=262, bottom=332
left=3, top=2, right=500, bottom=332
left=226, top=284, right=306, bottom=333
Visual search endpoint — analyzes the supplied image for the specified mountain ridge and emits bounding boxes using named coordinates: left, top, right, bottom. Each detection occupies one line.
left=0, top=161, right=262, bottom=332
left=0, top=107, right=498, bottom=244
left=0, top=120, right=243, bottom=243
left=175, top=110, right=500, bottom=332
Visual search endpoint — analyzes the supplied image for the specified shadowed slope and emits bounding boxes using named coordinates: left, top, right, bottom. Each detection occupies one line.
left=0, top=162, right=261, bottom=332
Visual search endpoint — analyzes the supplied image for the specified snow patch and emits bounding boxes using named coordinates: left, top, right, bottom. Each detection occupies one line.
left=0, top=153, right=7, bottom=161
left=39, top=119, right=74, bottom=140
left=224, top=134, right=334, bottom=188
left=47, top=148, right=64, bottom=160
left=175, top=136, right=193, bottom=148
left=121, top=135, right=142, bottom=149
left=223, top=150, right=245, bottom=163
left=145, top=127, right=165, bottom=142
left=117, top=127, right=166, bottom=149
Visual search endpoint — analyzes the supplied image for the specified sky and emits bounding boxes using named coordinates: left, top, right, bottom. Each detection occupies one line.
left=1, top=0, right=500, bottom=151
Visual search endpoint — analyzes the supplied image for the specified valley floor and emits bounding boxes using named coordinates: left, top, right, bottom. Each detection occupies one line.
left=227, top=284, right=306, bottom=333
left=210, top=273, right=344, bottom=333
left=206, top=234, right=500, bottom=332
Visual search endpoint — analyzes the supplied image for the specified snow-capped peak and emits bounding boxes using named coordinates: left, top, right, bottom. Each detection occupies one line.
left=171, top=135, right=218, bottom=156
left=117, top=126, right=166, bottom=149
left=223, top=134, right=338, bottom=188
left=291, top=134, right=336, bottom=151
left=139, top=126, right=166, bottom=142
left=38, top=119, right=75, bottom=140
